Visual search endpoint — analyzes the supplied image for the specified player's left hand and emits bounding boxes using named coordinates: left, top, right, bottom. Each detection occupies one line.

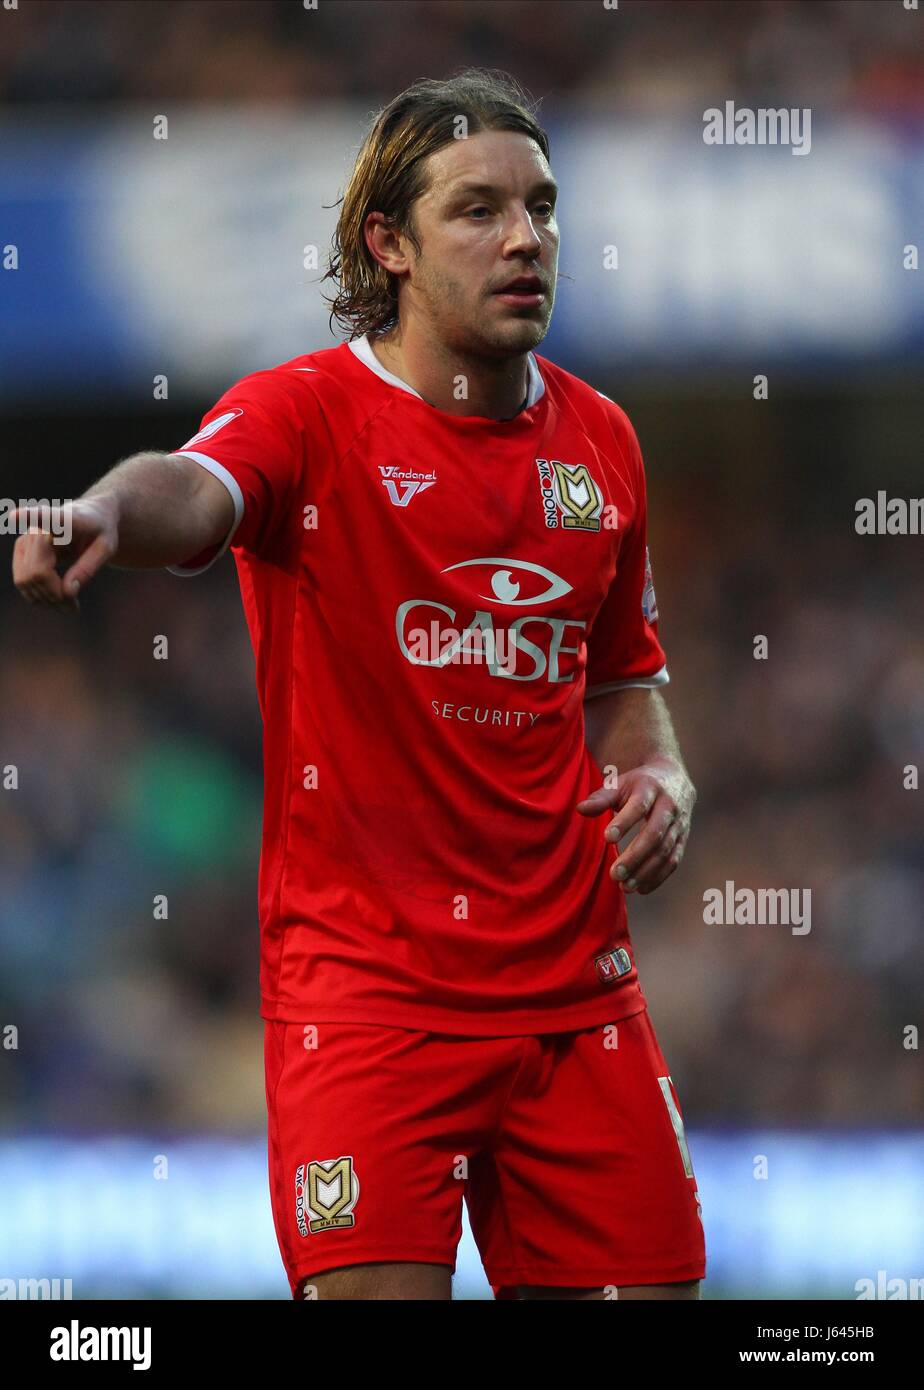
left=576, top=756, right=696, bottom=895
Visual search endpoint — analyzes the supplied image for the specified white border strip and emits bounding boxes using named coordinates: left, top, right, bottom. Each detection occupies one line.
left=165, top=451, right=245, bottom=576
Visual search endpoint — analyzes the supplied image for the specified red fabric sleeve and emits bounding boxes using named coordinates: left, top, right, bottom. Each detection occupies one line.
left=584, top=411, right=668, bottom=695
left=167, top=370, right=305, bottom=575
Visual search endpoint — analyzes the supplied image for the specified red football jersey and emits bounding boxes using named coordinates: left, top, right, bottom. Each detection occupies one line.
left=168, top=335, right=668, bottom=1035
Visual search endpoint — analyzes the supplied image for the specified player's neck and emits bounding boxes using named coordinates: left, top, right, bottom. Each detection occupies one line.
left=369, top=327, right=530, bottom=421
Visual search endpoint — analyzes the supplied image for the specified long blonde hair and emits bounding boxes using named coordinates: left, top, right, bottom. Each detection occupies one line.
left=323, top=68, right=550, bottom=340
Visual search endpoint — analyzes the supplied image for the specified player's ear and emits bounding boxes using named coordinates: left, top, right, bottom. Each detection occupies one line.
left=364, top=211, right=410, bottom=276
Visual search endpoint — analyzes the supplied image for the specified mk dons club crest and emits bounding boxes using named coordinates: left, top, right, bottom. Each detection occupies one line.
left=295, top=1156, right=360, bottom=1236
left=535, top=459, right=603, bottom=531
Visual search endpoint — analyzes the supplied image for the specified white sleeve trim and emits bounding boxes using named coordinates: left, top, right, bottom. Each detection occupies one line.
left=165, top=451, right=246, bottom=576
left=584, top=665, right=670, bottom=698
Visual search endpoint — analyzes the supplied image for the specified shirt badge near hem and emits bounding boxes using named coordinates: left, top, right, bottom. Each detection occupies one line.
left=642, top=547, right=659, bottom=624
left=595, top=947, right=633, bottom=984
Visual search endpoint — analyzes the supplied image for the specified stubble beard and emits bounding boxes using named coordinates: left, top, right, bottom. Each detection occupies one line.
left=414, top=256, right=555, bottom=361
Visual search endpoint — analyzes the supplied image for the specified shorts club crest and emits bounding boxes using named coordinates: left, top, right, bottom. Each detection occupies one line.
left=265, top=1014, right=706, bottom=1298
left=295, top=1156, right=360, bottom=1236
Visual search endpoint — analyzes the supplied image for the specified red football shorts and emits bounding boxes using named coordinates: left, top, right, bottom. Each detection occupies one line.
left=264, top=1008, right=706, bottom=1298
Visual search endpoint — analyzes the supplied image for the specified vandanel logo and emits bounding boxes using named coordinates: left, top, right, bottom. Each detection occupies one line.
left=379, top=464, right=437, bottom=507
left=535, top=459, right=603, bottom=531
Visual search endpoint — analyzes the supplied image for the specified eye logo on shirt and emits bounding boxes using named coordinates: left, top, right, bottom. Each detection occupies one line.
left=396, top=557, right=584, bottom=685
left=442, top=557, right=572, bottom=606
left=535, top=459, right=604, bottom=532
left=180, top=408, right=244, bottom=451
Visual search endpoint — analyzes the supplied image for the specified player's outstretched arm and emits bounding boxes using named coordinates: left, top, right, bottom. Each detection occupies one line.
left=10, top=453, right=235, bottom=612
left=577, top=687, right=697, bottom=896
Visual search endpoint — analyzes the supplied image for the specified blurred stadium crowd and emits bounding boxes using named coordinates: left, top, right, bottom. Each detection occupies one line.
left=0, top=0, right=921, bottom=119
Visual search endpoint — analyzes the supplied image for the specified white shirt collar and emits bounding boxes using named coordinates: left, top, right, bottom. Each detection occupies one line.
left=348, top=333, right=545, bottom=412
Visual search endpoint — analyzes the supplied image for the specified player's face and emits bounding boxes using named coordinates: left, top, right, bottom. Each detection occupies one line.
left=406, top=129, right=559, bottom=358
